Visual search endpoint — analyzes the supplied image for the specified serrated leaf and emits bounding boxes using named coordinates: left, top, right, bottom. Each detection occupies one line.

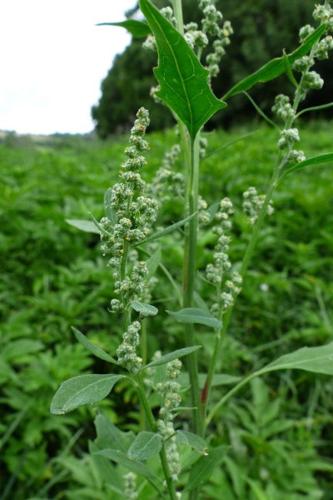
left=97, top=20, right=151, bottom=38
left=224, top=24, right=326, bottom=99
left=95, top=449, right=163, bottom=493
left=261, top=341, right=333, bottom=376
left=144, top=346, right=202, bottom=370
left=139, top=0, right=226, bottom=139
left=131, top=301, right=158, bottom=317
left=50, top=374, right=124, bottom=414
left=186, top=445, right=227, bottom=491
left=128, top=432, right=162, bottom=461
left=284, top=153, right=333, bottom=175
left=72, top=327, right=117, bottom=364
left=177, top=430, right=208, bottom=455
left=66, top=219, right=100, bottom=234
left=167, top=308, right=221, bottom=330
left=95, top=414, right=134, bottom=453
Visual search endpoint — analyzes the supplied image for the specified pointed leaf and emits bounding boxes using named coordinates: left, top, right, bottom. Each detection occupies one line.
left=104, top=188, right=117, bottom=223
left=177, top=430, right=208, bottom=455
left=167, top=308, right=221, bottom=330
left=95, top=449, right=163, bottom=492
left=135, top=212, right=196, bottom=247
left=285, top=153, right=333, bottom=175
left=186, top=445, right=227, bottom=490
left=131, top=301, right=158, bottom=317
left=261, top=341, right=333, bottom=376
left=97, top=20, right=151, bottom=38
left=95, top=414, right=134, bottom=453
left=224, top=24, right=326, bottom=99
left=128, top=432, right=162, bottom=461
left=66, top=219, right=100, bottom=234
left=139, top=0, right=226, bottom=138
left=50, top=374, right=125, bottom=414
left=72, top=328, right=117, bottom=364
left=146, top=247, right=162, bottom=278
left=144, top=346, right=202, bottom=370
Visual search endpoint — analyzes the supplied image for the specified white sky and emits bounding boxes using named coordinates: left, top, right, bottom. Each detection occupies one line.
left=0, top=0, right=137, bottom=134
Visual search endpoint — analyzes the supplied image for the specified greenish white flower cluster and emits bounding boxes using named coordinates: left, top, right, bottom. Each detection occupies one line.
left=199, top=0, right=234, bottom=78
left=206, top=198, right=242, bottom=313
left=157, top=360, right=182, bottom=482
left=124, top=472, right=138, bottom=500
left=243, top=187, right=274, bottom=225
left=273, top=2, right=333, bottom=165
left=151, top=144, right=184, bottom=202
left=99, top=108, right=158, bottom=312
left=116, top=320, right=142, bottom=373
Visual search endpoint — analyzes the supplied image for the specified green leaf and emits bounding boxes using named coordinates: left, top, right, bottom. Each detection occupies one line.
left=146, top=247, right=161, bottom=278
left=50, top=374, right=125, bottom=414
left=177, top=430, right=208, bottom=455
left=135, top=212, right=196, bottom=247
left=72, top=327, right=117, bottom=364
left=128, top=432, right=162, bottom=461
left=95, top=449, right=163, bottom=493
left=139, top=0, right=226, bottom=139
left=284, top=153, right=333, bottom=175
left=186, top=445, right=227, bottom=491
left=167, top=308, right=221, bottom=330
left=66, top=219, right=100, bottom=234
left=104, top=188, right=117, bottom=224
left=97, top=20, right=151, bottom=38
left=144, top=346, right=202, bottom=369
left=224, top=24, right=326, bottom=99
left=261, top=341, right=333, bottom=376
left=131, top=301, right=158, bottom=317
left=95, top=414, right=134, bottom=453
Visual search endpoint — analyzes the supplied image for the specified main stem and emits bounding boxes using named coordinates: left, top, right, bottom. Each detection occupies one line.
left=136, top=376, right=177, bottom=500
left=172, top=0, right=203, bottom=437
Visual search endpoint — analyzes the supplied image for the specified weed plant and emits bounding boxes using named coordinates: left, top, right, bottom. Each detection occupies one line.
left=48, top=1, right=333, bottom=499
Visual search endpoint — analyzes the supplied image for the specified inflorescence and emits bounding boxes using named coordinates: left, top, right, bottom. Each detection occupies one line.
left=157, top=360, right=182, bottom=484
left=99, top=108, right=158, bottom=313
left=206, top=198, right=242, bottom=314
left=273, top=2, right=333, bottom=165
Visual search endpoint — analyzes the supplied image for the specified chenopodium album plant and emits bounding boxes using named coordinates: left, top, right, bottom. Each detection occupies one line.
left=51, top=1, right=333, bottom=498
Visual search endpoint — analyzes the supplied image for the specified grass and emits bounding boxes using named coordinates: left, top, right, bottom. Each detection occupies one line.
left=0, top=121, right=333, bottom=498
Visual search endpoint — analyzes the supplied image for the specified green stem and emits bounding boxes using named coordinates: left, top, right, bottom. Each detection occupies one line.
left=172, top=0, right=203, bottom=438
left=182, top=134, right=203, bottom=437
left=135, top=376, right=178, bottom=500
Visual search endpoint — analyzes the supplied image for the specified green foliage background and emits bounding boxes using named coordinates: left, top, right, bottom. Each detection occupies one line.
left=1, top=122, right=333, bottom=497
left=92, top=0, right=333, bottom=137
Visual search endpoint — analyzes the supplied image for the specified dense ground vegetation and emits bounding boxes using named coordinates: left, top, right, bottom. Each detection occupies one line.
left=1, top=123, right=333, bottom=498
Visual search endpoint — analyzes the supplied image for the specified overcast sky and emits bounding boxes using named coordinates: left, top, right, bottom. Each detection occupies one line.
left=0, top=0, right=137, bottom=134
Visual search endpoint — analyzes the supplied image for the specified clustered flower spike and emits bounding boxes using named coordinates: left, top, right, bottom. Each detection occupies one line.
left=151, top=144, right=184, bottom=203
left=243, top=187, right=274, bottom=225
left=272, top=2, right=333, bottom=165
left=100, top=108, right=158, bottom=311
left=206, top=198, right=242, bottom=313
left=124, top=472, right=138, bottom=500
left=116, top=320, right=142, bottom=373
left=157, top=359, right=182, bottom=484
left=199, top=0, right=234, bottom=78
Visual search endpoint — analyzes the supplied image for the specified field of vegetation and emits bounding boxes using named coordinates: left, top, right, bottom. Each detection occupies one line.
left=1, top=121, right=333, bottom=498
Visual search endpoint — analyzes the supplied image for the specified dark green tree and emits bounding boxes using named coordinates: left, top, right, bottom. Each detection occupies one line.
left=92, top=0, right=333, bottom=137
